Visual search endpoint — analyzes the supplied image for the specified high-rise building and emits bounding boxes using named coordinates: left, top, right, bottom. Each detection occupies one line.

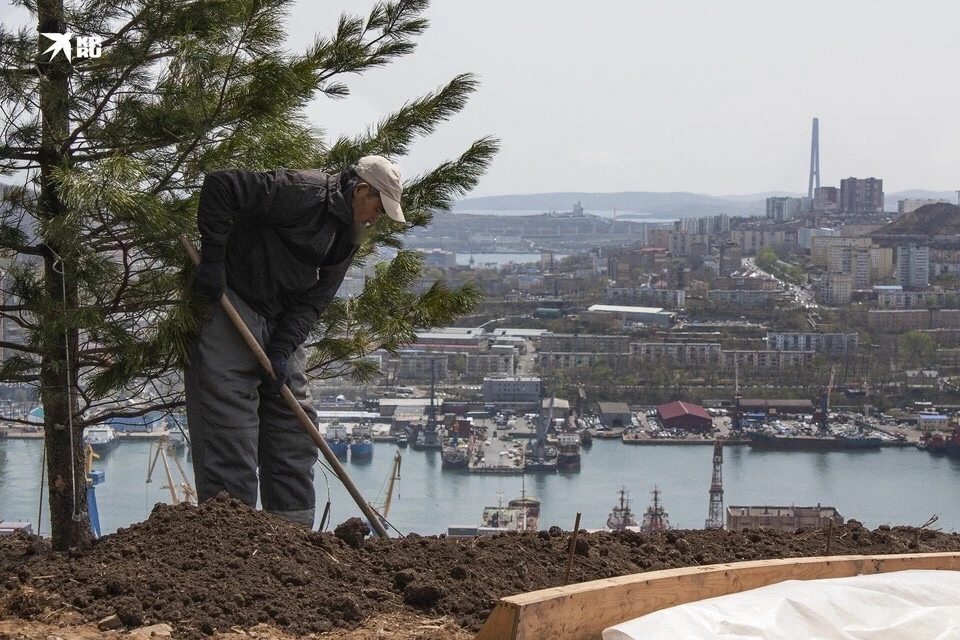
left=839, top=177, right=884, bottom=214
left=814, top=186, right=839, bottom=212
left=897, top=245, right=930, bottom=289
left=765, top=197, right=801, bottom=222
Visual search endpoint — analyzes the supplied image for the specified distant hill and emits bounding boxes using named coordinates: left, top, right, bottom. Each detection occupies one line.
left=875, top=202, right=960, bottom=236
left=455, top=191, right=767, bottom=217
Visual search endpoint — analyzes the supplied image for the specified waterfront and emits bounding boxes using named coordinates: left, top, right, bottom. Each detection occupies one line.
left=2, top=437, right=958, bottom=535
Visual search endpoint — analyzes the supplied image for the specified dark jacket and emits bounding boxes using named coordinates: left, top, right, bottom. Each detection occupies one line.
left=196, top=168, right=359, bottom=357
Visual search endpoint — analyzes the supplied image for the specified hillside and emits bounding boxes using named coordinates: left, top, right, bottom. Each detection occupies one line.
left=1, top=495, right=959, bottom=639
left=876, top=202, right=960, bottom=236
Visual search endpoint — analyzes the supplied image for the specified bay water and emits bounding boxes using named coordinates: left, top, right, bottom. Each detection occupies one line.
left=2, top=438, right=958, bottom=536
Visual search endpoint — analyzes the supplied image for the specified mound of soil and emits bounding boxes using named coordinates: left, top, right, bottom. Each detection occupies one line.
left=1, top=494, right=958, bottom=639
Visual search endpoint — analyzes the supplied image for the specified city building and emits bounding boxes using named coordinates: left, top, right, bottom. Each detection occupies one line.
left=765, top=197, right=802, bottom=222
left=766, top=333, right=859, bottom=354
left=798, top=227, right=840, bottom=251
left=839, top=177, right=884, bottom=214
left=540, top=334, right=630, bottom=354
left=727, top=505, right=843, bottom=532
left=605, top=287, right=686, bottom=309
left=539, top=352, right=630, bottom=372
left=396, top=353, right=449, bottom=382
left=721, top=350, right=814, bottom=373
left=707, top=289, right=781, bottom=309
left=877, top=289, right=960, bottom=310
left=586, top=304, right=676, bottom=326
left=597, top=402, right=633, bottom=428
left=826, top=244, right=871, bottom=289
left=813, top=187, right=839, bottom=212
left=465, top=353, right=514, bottom=378
left=482, top=376, right=541, bottom=407
left=897, top=245, right=930, bottom=289
left=870, top=246, right=895, bottom=281
left=810, top=236, right=870, bottom=268
left=656, top=401, right=712, bottom=433
left=633, top=342, right=722, bottom=367
left=867, top=309, right=960, bottom=332
left=822, top=272, right=852, bottom=304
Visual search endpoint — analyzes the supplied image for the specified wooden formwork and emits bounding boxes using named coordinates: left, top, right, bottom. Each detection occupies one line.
left=474, top=552, right=960, bottom=640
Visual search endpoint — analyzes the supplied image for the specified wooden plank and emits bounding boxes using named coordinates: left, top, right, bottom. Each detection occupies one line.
left=473, top=553, right=960, bottom=640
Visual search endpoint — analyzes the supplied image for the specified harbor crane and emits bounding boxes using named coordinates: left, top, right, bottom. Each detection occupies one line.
left=814, top=366, right=838, bottom=435
left=146, top=435, right=197, bottom=505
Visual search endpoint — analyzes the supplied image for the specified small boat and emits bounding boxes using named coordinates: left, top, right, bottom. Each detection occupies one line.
left=397, top=432, right=409, bottom=448
left=605, top=487, right=638, bottom=531
left=640, top=485, right=671, bottom=533
left=82, top=424, right=119, bottom=455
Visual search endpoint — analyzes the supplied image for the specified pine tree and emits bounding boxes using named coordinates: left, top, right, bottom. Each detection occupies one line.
left=0, top=0, right=497, bottom=550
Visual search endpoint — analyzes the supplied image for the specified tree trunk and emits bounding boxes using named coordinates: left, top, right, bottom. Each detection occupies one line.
left=38, top=0, right=91, bottom=550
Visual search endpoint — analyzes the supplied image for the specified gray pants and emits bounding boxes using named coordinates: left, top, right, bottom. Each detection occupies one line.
left=184, top=288, right=318, bottom=527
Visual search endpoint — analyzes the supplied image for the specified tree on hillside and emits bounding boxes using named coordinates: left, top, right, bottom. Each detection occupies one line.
left=0, top=0, right=497, bottom=550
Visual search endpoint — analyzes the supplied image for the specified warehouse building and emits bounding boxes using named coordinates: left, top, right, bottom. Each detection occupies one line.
left=656, top=401, right=712, bottom=433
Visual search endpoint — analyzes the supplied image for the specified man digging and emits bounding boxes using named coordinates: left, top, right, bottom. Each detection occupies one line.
left=185, top=156, right=404, bottom=526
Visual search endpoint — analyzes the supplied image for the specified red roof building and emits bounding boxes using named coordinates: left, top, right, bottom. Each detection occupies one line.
left=656, top=401, right=713, bottom=433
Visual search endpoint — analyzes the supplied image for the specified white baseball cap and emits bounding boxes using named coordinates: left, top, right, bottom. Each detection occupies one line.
left=355, top=156, right=405, bottom=223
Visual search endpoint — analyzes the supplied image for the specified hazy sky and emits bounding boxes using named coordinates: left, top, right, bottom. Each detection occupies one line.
left=290, top=0, right=960, bottom=197
left=6, top=1, right=960, bottom=197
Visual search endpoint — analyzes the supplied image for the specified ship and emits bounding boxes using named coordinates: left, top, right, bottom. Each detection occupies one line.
left=479, top=492, right=540, bottom=534
left=525, top=394, right=559, bottom=473
left=441, top=419, right=470, bottom=469
left=947, top=428, right=960, bottom=459
left=349, top=422, right=374, bottom=460
left=82, top=424, right=119, bottom=455
left=411, top=359, right=443, bottom=451
left=748, top=431, right=881, bottom=451
left=396, top=431, right=408, bottom=448
left=605, top=487, right=638, bottom=531
left=557, top=432, right=581, bottom=471
left=640, top=486, right=671, bottom=533
left=579, top=428, right=593, bottom=448
left=323, top=420, right=349, bottom=459
left=166, top=427, right=188, bottom=452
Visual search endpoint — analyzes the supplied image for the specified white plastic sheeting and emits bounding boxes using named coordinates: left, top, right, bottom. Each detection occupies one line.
left=603, top=570, right=960, bottom=640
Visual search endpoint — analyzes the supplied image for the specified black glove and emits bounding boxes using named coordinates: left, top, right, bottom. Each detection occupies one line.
left=193, top=244, right=226, bottom=300
left=268, top=350, right=289, bottom=394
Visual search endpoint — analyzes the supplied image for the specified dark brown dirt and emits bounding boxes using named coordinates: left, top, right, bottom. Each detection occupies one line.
left=1, top=493, right=959, bottom=639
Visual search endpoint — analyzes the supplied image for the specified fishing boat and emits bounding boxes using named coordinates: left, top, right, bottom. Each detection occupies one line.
left=82, top=424, right=119, bottom=455
left=441, top=419, right=469, bottom=469
left=349, top=422, right=374, bottom=460
left=557, top=432, right=581, bottom=471
left=640, top=485, right=671, bottom=533
left=605, top=487, right=638, bottom=531
left=323, top=420, right=349, bottom=459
